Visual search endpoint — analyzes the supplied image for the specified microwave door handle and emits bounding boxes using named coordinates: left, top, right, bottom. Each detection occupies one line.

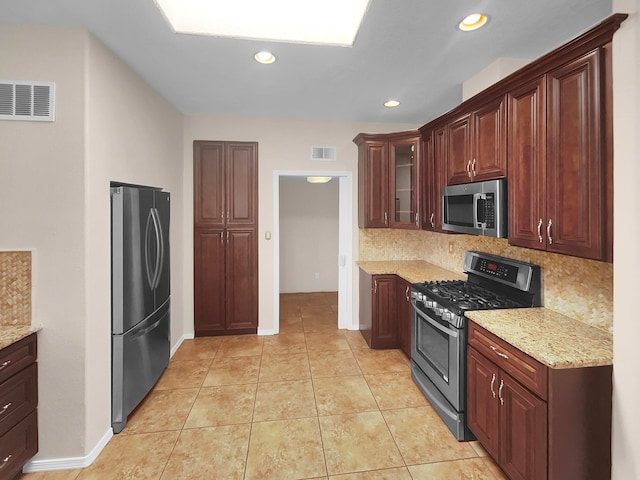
left=473, top=193, right=487, bottom=229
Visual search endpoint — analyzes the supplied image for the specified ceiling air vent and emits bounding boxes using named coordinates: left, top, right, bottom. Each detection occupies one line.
left=0, top=81, right=56, bottom=122
left=311, top=146, right=337, bottom=161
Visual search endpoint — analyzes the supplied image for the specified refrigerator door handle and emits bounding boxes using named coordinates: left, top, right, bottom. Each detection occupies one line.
left=144, top=209, right=155, bottom=290
left=152, top=207, right=165, bottom=290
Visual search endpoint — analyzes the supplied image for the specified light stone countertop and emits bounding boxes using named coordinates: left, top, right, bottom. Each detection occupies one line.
left=357, top=260, right=464, bottom=283
left=0, top=325, right=40, bottom=350
left=466, top=308, right=613, bottom=369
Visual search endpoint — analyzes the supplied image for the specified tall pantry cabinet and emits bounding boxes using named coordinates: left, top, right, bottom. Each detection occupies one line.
left=193, top=141, right=258, bottom=336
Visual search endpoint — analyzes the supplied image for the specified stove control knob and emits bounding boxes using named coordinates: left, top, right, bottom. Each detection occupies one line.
left=436, top=307, right=444, bottom=316
left=442, top=309, right=451, bottom=321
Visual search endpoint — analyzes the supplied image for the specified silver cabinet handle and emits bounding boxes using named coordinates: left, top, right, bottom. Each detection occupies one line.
left=498, top=379, right=505, bottom=406
left=466, top=159, right=472, bottom=178
left=415, top=212, right=419, bottom=227
left=0, top=360, right=11, bottom=371
left=0, top=455, right=11, bottom=470
left=430, top=212, right=435, bottom=228
left=405, top=286, right=410, bottom=301
left=384, top=212, right=388, bottom=225
left=220, top=231, right=224, bottom=244
left=226, top=231, right=230, bottom=242
left=472, top=158, right=477, bottom=176
left=490, top=373, right=496, bottom=398
left=489, top=345, right=509, bottom=359
left=537, top=218, right=543, bottom=243
left=0, top=403, right=11, bottom=415
left=547, top=219, right=553, bottom=245
left=373, top=280, right=377, bottom=294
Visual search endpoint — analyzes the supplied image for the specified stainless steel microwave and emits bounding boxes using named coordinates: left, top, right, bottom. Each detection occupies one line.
left=441, top=179, right=507, bottom=238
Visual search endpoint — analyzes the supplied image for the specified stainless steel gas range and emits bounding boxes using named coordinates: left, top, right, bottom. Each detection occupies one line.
left=410, top=251, right=541, bottom=440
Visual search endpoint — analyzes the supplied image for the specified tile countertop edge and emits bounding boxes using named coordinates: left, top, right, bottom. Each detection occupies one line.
left=0, top=325, right=41, bottom=351
left=356, top=260, right=465, bottom=284
left=466, top=308, right=613, bottom=369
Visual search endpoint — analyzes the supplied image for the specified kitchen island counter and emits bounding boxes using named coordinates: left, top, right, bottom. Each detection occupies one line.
left=466, top=308, right=612, bottom=369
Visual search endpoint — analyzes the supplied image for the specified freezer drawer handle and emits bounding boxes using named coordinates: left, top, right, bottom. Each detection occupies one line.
left=130, top=315, right=165, bottom=340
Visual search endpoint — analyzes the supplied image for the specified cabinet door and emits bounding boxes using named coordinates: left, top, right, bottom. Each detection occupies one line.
left=396, top=278, right=412, bottom=358
left=361, top=141, right=389, bottom=228
left=508, top=77, right=547, bottom=251
left=194, top=141, right=225, bottom=227
left=226, top=229, right=258, bottom=333
left=422, top=127, right=447, bottom=231
left=446, top=114, right=472, bottom=185
left=359, top=269, right=373, bottom=347
left=194, top=228, right=226, bottom=335
left=472, top=96, right=507, bottom=181
left=499, top=371, right=548, bottom=480
left=371, top=275, right=397, bottom=349
left=226, top=142, right=258, bottom=227
left=467, top=347, right=500, bottom=460
left=546, top=49, right=604, bottom=260
left=389, top=139, right=419, bottom=229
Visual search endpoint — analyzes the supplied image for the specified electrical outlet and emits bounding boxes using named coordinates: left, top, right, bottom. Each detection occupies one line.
left=448, top=241, right=454, bottom=254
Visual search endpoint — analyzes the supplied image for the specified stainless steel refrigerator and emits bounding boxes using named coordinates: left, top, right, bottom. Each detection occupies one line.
left=111, top=185, right=170, bottom=433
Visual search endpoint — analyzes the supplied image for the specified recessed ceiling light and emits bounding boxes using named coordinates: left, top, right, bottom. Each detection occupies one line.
left=459, top=13, right=488, bottom=31
left=384, top=100, right=400, bottom=108
left=254, top=51, right=276, bottom=64
left=154, top=0, right=371, bottom=46
left=306, top=176, right=332, bottom=184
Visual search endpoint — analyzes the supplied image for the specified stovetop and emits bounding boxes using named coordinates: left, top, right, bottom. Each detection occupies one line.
left=410, top=251, right=541, bottom=329
left=413, top=279, right=527, bottom=313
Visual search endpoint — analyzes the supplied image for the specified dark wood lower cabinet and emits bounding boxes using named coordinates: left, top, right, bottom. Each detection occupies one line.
left=194, top=227, right=257, bottom=336
left=358, top=269, right=397, bottom=349
left=468, top=322, right=613, bottom=480
left=396, top=277, right=412, bottom=357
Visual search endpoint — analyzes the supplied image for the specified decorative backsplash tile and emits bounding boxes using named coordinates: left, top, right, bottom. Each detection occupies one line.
left=359, top=229, right=613, bottom=332
left=0, top=251, right=32, bottom=326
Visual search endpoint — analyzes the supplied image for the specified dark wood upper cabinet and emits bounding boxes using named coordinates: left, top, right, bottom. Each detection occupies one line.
left=355, top=131, right=420, bottom=229
left=508, top=76, right=547, bottom=250
left=508, top=48, right=611, bottom=261
left=545, top=49, right=604, bottom=260
left=421, top=125, right=447, bottom=231
left=193, top=140, right=258, bottom=336
left=446, top=96, right=507, bottom=185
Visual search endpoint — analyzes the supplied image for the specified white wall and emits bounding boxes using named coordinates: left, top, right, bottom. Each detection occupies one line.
left=85, top=34, right=183, bottom=454
left=182, top=116, right=417, bottom=334
left=462, top=57, right=531, bottom=101
left=0, top=25, right=89, bottom=459
left=279, top=177, right=339, bottom=293
left=611, top=1, right=640, bottom=478
left=0, top=24, right=184, bottom=463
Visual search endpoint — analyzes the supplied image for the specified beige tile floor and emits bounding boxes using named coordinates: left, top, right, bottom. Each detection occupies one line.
left=21, top=292, right=508, bottom=480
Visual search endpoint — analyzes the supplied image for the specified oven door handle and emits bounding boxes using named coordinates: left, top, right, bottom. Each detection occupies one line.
left=412, top=300, right=459, bottom=338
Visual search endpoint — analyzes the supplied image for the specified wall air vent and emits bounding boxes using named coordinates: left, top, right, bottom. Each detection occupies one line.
left=0, top=81, right=55, bottom=122
left=311, top=146, right=337, bottom=161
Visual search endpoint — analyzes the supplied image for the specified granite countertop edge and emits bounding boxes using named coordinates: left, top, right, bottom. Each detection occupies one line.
left=356, top=260, right=465, bottom=283
left=466, top=308, right=613, bottom=369
left=0, top=324, right=41, bottom=351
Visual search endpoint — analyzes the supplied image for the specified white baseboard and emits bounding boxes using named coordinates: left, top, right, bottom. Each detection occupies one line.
left=257, top=328, right=277, bottom=336
left=23, top=428, right=113, bottom=472
left=171, top=332, right=194, bottom=357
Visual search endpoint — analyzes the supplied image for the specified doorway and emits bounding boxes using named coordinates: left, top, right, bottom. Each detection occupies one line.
left=271, top=170, right=354, bottom=333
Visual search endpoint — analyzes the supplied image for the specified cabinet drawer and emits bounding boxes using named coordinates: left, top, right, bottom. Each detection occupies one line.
left=468, top=322, right=547, bottom=399
left=0, top=363, right=37, bottom=437
left=0, top=410, right=37, bottom=480
left=0, top=334, right=37, bottom=385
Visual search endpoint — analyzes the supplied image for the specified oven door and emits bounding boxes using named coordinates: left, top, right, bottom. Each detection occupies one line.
left=411, top=300, right=465, bottom=411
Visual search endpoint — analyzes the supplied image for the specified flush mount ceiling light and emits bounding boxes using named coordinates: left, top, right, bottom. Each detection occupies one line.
left=459, top=13, right=488, bottom=31
left=306, top=176, right=332, bottom=184
left=154, top=0, right=371, bottom=46
left=254, top=51, right=276, bottom=64
left=384, top=100, right=400, bottom=108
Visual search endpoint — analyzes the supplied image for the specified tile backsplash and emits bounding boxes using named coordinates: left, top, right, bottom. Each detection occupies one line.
left=359, top=229, right=613, bottom=332
left=0, top=251, right=32, bottom=326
